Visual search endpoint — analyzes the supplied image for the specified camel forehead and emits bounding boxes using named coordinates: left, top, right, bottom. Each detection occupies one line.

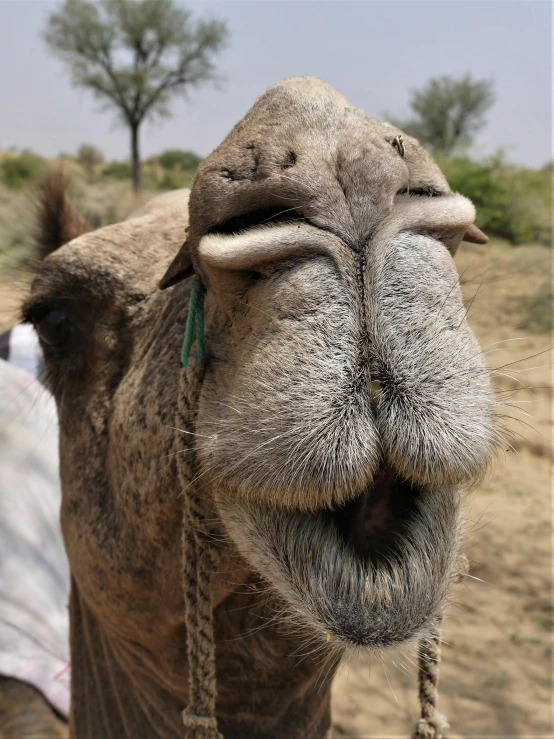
left=188, top=76, right=450, bottom=256
left=34, top=209, right=188, bottom=299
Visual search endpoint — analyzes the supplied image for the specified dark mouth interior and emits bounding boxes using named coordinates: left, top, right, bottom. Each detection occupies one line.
left=330, top=466, right=422, bottom=561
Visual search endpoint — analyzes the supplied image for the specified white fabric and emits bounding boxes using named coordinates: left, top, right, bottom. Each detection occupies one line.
left=5, top=323, right=41, bottom=377
left=0, top=358, right=70, bottom=716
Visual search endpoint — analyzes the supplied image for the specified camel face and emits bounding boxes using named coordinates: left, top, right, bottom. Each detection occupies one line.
left=187, top=78, right=494, bottom=647
left=194, top=222, right=491, bottom=648
left=24, top=79, right=493, bottom=688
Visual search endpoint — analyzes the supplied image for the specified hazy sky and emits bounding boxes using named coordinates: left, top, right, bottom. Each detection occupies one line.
left=0, top=0, right=551, bottom=167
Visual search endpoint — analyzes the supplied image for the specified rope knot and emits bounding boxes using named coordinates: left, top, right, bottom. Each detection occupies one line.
left=412, top=713, right=449, bottom=739
left=182, top=710, right=222, bottom=739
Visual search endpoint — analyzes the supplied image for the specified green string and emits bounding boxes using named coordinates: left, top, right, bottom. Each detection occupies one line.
left=180, top=276, right=206, bottom=368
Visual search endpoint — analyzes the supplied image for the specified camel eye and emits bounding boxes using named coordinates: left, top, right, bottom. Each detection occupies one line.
left=35, top=307, right=73, bottom=349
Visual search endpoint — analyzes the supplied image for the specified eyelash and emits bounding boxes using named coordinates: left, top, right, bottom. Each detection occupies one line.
left=22, top=302, right=50, bottom=325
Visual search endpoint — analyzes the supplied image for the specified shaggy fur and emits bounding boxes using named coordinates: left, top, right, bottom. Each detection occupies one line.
left=219, top=486, right=460, bottom=649
left=22, top=77, right=494, bottom=738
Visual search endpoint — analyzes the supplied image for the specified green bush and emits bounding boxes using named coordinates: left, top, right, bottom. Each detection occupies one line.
left=521, top=279, right=553, bottom=334
left=77, top=144, right=104, bottom=178
left=157, top=169, right=196, bottom=191
left=438, top=152, right=552, bottom=246
left=158, top=149, right=202, bottom=171
left=102, top=160, right=132, bottom=179
left=0, top=151, right=48, bottom=189
left=0, top=217, right=36, bottom=267
left=99, top=150, right=202, bottom=186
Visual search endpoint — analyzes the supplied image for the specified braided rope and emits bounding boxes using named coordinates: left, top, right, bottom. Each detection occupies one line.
left=412, top=619, right=449, bottom=739
left=181, top=490, right=222, bottom=739
left=179, top=292, right=221, bottom=739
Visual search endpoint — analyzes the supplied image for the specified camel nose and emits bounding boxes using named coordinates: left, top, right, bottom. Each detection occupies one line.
left=361, top=228, right=493, bottom=487
left=195, top=221, right=344, bottom=311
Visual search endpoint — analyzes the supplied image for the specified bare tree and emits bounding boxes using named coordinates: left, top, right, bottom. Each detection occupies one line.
left=44, top=0, right=228, bottom=192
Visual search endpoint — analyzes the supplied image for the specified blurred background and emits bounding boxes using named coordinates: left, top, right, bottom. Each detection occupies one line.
left=0, top=1, right=552, bottom=737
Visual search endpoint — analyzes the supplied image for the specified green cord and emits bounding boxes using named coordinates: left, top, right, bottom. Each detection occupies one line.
left=180, top=276, right=206, bottom=368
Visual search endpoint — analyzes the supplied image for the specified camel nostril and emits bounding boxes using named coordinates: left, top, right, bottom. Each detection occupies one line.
left=283, top=150, right=297, bottom=169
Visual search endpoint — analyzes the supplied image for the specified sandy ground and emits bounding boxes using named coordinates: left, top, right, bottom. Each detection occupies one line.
left=0, top=242, right=552, bottom=738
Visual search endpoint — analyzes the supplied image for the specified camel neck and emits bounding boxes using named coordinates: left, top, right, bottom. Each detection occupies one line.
left=69, top=581, right=334, bottom=738
left=69, top=582, right=186, bottom=738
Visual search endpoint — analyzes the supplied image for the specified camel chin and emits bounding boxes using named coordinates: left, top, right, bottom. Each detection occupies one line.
left=218, top=470, right=460, bottom=649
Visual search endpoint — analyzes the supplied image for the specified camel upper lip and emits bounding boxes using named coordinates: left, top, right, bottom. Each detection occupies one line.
left=218, top=468, right=461, bottom=649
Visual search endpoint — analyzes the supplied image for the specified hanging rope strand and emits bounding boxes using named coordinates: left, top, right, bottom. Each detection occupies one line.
left=181, top=492, right=221, bottom=739
left=412, top=617, right=449, bottom=739
left=179, top=281, right=220, bottom=738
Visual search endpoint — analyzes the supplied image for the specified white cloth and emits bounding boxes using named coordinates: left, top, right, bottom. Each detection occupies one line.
left=0, top=324, right=42, bottom=378
left=0, top=358, right=70, bottom=716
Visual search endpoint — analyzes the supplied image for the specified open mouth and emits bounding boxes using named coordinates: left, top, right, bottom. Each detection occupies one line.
left=331, top=466, right=422, bottom=561
left=218, top=465, right=461, bottom=648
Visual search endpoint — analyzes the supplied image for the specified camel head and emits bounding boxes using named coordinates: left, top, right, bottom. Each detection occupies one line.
left=164, top=76, right=493, bottom=647
left=24, top=77, right=494, bottom=736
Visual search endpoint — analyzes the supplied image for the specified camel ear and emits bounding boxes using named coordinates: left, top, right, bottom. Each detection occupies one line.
left=37, top=171, right=92, bottom=260
left=463, top=224, right=489, bottom=245
left=159, top=240, right=194, bottom=289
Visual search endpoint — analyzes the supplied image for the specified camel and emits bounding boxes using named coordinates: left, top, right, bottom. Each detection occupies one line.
left=20, top=77, right=493, bottom=738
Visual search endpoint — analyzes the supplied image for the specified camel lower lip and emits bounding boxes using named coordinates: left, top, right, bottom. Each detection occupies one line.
left=218, top=474, right=460, bottom=648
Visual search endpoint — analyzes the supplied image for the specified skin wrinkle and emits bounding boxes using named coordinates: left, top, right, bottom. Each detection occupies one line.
left=25, top=77, right=494, bottom=739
